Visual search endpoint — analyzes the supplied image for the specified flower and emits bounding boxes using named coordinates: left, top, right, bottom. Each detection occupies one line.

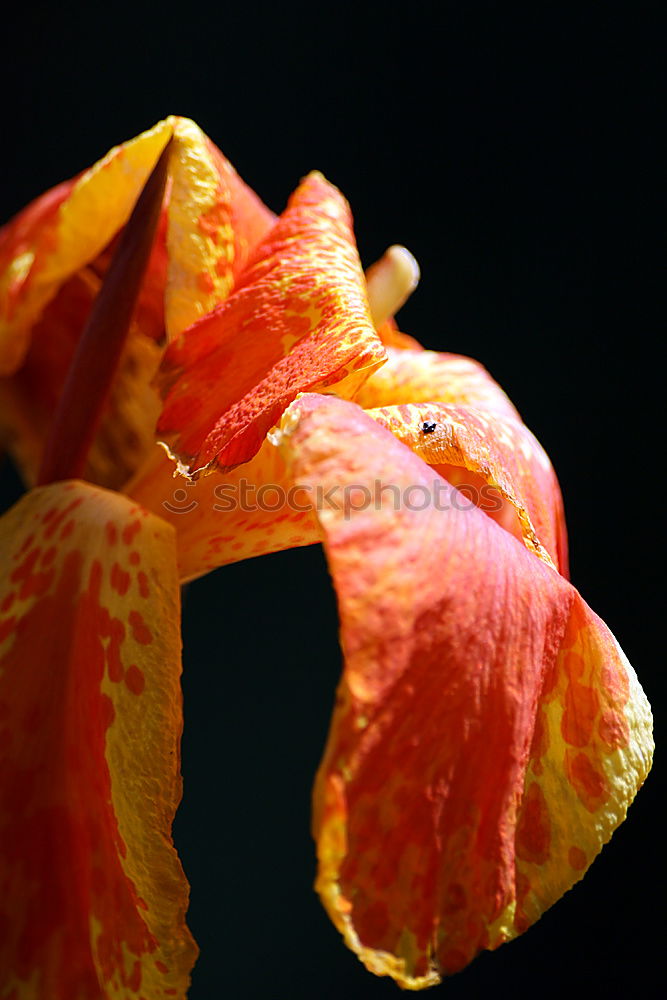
left=0, top=118, right=653, bottom=997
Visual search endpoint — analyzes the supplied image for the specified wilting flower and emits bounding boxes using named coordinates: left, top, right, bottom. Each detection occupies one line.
left=0, top=117, right=653, bottom=997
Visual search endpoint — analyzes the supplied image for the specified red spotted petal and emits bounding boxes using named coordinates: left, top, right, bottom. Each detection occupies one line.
left=127, top=441, right=322, bottom=582
left=366, top=401, right=568, bottom=573
left=279, top=394, right=652, bottom=989
left=164, top=118, right=274, bottom=339
left=512, top=593, right=652, bottom=934
left=0, top=482, right=196, bottom=998
left=156, top=171, right=386, bottom=474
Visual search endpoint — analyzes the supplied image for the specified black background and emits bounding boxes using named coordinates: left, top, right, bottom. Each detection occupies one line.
left=0, top=3, right=661, bottom=998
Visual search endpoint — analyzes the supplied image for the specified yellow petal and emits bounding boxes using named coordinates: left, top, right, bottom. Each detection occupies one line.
left=165, top=118, right=274, bottom=339
left=0, top=120, right=172, bottom=375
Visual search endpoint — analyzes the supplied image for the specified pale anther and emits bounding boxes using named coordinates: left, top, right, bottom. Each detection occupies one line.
left=365, top=245, right=421, bottom=328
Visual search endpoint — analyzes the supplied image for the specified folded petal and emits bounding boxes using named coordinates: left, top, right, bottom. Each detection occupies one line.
left=0, top=482, right=196, bottom=998
left=353, top=346, right=519, bottom=419
left=278, top=394, right=652, bottom=989
left=0, top=118, right=273, bottom=489
left=0, top=120, right=172, bottom=376
left=512, top=593, right=652, bottom=936
left=127, top=441, right=322, bottom=582
left=366, top=401, right=568, bottom=573
left=157, top=172, right=387, bottom=474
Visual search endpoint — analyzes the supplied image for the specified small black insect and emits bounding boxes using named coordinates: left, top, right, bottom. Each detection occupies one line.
left=421, top=421, right=437, bottom=434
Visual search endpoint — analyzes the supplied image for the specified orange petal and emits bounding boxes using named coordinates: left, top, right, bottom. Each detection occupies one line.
left=366, top=401, right=568, bottom=573
left=352, top=345, right=519, bottom=418
left=0, top=270, right=164, bottom=490
left=278, top=393, right=652, bottom=989
left=156, top=171, right=387, bottom=474
left=0, top=271, right=95, bottom=483
left=0, top=482, right=196, bottom=997
left=0, top=119, right=172, bottom=376
left=0, top=118, right=272, bottom=488
left=375, top=319, right=424, bottom=351
left=127, top=441, right=322, bottom=582
left=165, top=118, right=274, bottom=339
left=0, top=179, right=76, bottom=374
left=37, top=138, right=172, bottom=487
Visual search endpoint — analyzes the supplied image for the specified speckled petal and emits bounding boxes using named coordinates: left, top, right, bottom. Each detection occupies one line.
left=352, top=346, right=519, bottom=418
left=0, top=482, right=196, bottom=998
left=366, top=401, right=568, bottom=573
left=127, top=442, right=322, bottom=583
left=512, top=595, right=653, bottom=935
left=0, top=120, right=172, bottom=376
left=278, top=394, right=652, bottom=990
left=156, top=172, right=387, bottom=474
left=0, top=118, right=273, bottom=490
left=165, top=118, right=274, bottom=339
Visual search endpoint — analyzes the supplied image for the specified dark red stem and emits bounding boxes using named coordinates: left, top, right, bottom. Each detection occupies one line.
left=37, top=135, right=172, bottom=486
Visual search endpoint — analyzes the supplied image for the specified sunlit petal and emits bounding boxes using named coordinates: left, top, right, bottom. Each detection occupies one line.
left=0, top=118, right=273, bottom=492
left=0, top=120, right=172, bottom=376
left=512, top=593, right=652, bottom=935
left=165, top=118, right=274, bottom=339
left=157, top=172, right=387, bottom=474
left=278, top=394, right=652, bottom=989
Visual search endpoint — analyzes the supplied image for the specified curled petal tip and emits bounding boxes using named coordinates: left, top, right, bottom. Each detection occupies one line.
left=366, top=245, right=421, bottom=327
